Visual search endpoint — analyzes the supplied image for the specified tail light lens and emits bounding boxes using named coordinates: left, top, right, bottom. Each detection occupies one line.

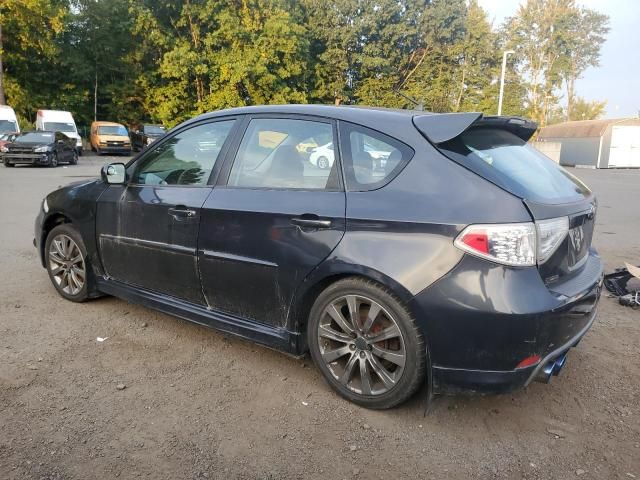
left=454, top=223, right=536, bottom=266
left=455, top=216, right=569, bottom=267
left=536, top=216, right=569, bottom=263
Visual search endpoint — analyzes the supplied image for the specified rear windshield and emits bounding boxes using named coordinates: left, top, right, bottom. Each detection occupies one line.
left=98, top=125, right=128, bottom=136
left=0, top=119, right=18, bottom=134
left=16, top=132, right=54, bottom=143
left=438, top=127, right=590, bottom=203
left=44, top=122, right=76, bottom=133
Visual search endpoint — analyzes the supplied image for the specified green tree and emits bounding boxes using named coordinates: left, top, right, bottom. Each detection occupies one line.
left=556, top=6, right=609, bottom=120
left=568, top=97, right=607, bottom=121
left=505, top=0, right=608, bottom=126
left=0, top=0, right=67, bottom=119
left=130, top=0, right=309, bottom=127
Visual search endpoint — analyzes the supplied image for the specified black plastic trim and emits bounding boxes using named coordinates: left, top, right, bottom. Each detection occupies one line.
left=96, top=277, right=304, bottom=355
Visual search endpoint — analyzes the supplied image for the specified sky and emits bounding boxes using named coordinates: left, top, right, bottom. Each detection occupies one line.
left=478, top=0, right=640, bottom=119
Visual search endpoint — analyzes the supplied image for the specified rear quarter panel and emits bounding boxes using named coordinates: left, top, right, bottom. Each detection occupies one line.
left=306, top=132, right=534, bottom=341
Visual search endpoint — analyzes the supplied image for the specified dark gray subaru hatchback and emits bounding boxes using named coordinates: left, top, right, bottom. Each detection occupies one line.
left=35, top=105, right=602, bottom=409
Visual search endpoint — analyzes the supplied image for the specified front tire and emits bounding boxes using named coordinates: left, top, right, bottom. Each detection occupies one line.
left=4, top=161, right=14, bottom=167
left=45, top=224, right=92, bottom=302
left=49, top=153, right=58, bottom=167
left=308, top=277, right=426, bottom=409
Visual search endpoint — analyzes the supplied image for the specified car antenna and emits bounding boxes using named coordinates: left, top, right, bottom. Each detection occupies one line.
left=394, top=90, right=424, bottom=111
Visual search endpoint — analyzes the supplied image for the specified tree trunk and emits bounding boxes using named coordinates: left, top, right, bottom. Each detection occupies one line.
left=94, top=68, right=98, bottom=121
left=0, top=23, right=6, bottom=105
left=565, top=77, right=574, bottom=121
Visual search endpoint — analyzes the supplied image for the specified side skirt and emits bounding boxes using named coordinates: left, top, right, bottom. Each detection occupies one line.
left=96, top=277, right=304, bottom=356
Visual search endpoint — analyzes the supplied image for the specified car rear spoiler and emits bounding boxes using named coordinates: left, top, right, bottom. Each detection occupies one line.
left=413, top=113, right=538, bottom=144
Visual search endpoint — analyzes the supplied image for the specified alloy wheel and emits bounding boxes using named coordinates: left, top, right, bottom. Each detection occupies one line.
left=48, top=234, right=85, bottom=295
left=317, top=294, right=406, bottom=396
left=50, top=153, right=58, bottom=167
left=318, top=157, right=329, bottom=169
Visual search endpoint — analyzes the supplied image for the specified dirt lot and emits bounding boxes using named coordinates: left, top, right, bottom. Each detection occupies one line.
left=1, top=156, right=639, bottom=479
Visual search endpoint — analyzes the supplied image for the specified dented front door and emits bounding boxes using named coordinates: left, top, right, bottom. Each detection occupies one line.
left=96, top=184, right=210, bottom=305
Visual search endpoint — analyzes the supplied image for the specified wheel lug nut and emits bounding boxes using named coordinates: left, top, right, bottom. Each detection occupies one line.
left=359, top=351, right=365, bottom=358
left=349, top=344, right=356, bottom=350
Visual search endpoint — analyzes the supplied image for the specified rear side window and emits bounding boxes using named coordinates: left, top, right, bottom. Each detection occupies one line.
left=228, top=118, right=339, bottom=190
left=339, top=122, right=413, bottom=191
left=438, top=128, right=590, bottom=203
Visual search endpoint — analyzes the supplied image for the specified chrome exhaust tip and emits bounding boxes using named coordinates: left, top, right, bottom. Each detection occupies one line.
left=535, top=352, right=568, bottom=383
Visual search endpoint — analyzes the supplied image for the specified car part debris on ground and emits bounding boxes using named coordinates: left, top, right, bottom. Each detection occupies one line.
left=604, top=263, right=640, bottom=308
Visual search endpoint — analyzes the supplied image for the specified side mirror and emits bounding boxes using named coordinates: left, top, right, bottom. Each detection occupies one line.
left=101, top=163, right=126, bottom=184
left=57, top=139, right=65, bottom=145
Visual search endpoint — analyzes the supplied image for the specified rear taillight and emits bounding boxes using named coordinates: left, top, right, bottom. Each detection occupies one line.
left=454, top=216, right=569, bottom=267
left=536, top=216, right=569, bottom=263
left=455, top=223, right=536, bottom=266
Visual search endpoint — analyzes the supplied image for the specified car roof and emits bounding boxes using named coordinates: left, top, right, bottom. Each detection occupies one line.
left=93, top=121, right=125, bottom=127
left=193, top=104, right=422, bottom=122
left=185, top=104, right=428, bottom=145
left=181, top=105, right=534, bottom=145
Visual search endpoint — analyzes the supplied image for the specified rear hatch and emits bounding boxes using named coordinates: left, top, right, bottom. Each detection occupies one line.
left=415, top=114, right=596, bottom=285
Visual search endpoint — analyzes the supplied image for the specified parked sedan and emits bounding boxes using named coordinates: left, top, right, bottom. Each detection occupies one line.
left=2, top=131, right=77, bottom=167
left=130, top=123, right=166, bottom=151
left=34, top=105, right=602, bottom=409
left=309, top=142, right=335, bottom=169
left=0, top=132, right=18, bottom=149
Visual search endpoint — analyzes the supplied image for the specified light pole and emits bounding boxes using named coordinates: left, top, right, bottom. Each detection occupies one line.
left=498, top=50, right=515, bottom=116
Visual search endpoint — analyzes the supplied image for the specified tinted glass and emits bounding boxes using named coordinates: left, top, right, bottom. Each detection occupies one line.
left=134, top=120, right=234, bottom=186
left=438, top=127, right=590, bottom=203
left=98, top=125, right=128, bottom=136
left=0, top=120, right=18, bottom=134
left=228, top=118, right=337, bottom=190
left=145, top=125, right=166, bottom=135
left=16, top=132, right=54, bottom=143
left=341, top=124, right=412, bottom=191
left=44, top=122, right=76, bottom=132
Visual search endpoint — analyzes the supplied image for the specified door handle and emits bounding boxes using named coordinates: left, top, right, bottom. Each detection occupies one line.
left=291, top=216, right=332, bottom=229
left=168, top=207, right=197, bottom=220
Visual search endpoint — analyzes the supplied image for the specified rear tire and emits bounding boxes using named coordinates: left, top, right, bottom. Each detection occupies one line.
left=45, top=224, right=93, bottom=302
left=69, top=151, right=78, bottom=165
left=307, top=277, right=426, bottom=409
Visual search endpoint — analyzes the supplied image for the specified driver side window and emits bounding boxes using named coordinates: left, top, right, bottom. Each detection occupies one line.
left=134, top=120, right=235, bottom=186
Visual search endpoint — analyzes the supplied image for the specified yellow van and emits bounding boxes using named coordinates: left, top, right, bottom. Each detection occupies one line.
left=90, top=121, right=132, bottom=155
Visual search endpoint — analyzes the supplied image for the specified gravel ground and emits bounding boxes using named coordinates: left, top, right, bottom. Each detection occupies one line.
left=1, top=156, right=639, bottom=479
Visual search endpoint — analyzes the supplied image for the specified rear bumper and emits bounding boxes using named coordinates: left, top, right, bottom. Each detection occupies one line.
left=430, top=306, right=597, bottom=394
left=410, top=250, right=603, bottom=394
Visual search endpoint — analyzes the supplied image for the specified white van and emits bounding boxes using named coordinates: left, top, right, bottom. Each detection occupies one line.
left=0, top=105, right=20, bottom=135
left=36, top=109, right=83, bottom=155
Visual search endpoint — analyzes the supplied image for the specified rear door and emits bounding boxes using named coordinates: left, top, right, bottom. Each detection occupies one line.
left=198, top=115, right=346, bottom=327
left=96, top=119, right=237, bottom=304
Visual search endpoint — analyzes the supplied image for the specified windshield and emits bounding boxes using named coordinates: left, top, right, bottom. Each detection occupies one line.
left=145, top=125, right=166, bottom=135
left=15, top=132, right=55, bottom=143
left=438, top=127, right=590, bottom=203
left=0, top=120, right=18, bottom=134
left=98, top=125, right=128, bottom=136
left=44, top=122, right=76, bottom=133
